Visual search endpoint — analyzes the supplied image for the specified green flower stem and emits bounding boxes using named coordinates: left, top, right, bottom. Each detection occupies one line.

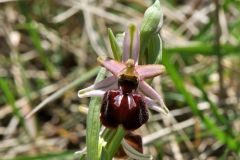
left=105, top=127, right=126, bottom=159
left=102, top=128, right=117, bottom=143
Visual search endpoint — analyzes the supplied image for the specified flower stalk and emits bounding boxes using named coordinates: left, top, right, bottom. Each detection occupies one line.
left=105, top=127, right=126, bottom=159
left=78, top=18, right=168, bottom=158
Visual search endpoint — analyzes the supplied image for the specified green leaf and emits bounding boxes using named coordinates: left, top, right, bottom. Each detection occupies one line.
left=192, top=76, right=226, bottom=125
left=0, top=79, right=25, bottom=128
left=79, top=154, right=86, bottom=160
left=24, top=22, right=57, bottom=77
left=108, top=28, right=122, bottom=61
left=163, top=43, right=240, bottom=56
left=86, top=68, right=106, bottom=160
left=100, top=147, right=110, bottom=160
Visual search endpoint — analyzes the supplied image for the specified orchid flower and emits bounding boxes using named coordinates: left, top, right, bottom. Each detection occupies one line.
left=78, top=25, right=169, bottom=130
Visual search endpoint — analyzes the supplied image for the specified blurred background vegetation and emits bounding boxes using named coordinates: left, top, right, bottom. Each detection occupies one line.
left=0, top=0, right=240, bottom=159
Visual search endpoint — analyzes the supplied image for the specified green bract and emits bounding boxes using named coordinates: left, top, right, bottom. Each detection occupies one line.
left=140, top=0, right=163, bottom=56
left=148, top=34, right=162, bottom=64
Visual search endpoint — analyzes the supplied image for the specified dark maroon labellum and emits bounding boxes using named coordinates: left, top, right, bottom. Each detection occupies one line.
left=100, top=71, right=149, bottom=130
left=100, top=89, right=148, bottom=130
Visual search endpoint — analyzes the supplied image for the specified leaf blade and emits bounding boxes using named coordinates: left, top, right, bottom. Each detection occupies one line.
left=86, top=68, right=106, bottom=160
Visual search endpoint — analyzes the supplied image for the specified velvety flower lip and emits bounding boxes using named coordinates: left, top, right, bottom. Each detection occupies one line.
left=78, top=25, right=169, bottom=130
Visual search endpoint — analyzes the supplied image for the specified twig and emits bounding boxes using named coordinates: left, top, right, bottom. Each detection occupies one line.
left=82, top=1, right=106, bottom=57
left=162, top=116, right=184, bottom=160
left=0, top=0, right=17, bottom=3
left=52, top=7, right=79, bottom=23
left=214, top=0, right=226, bottom=106
left=143, top=118, right=195, bottom=145
left=57, top=0, right=132, bottom=25
left=25, top=67, right=99, bottom=119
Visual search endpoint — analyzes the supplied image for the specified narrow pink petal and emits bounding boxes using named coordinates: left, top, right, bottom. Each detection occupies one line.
left=77, top=85, right=94, bottom=94
left=139, top=81, right=169, bottom=114
left=98, top=57, right=125, bottom=76
left=122, top=25, right=140, bottom=64
left=94, top=76, right=117, bottom=89
left=136, top=64, right=165, bottom=80
left=78, top=90, right=105, bottom=98
left=132, top=28, right=140, bottom=64
left=78, top=76, right=117, bottom=98
left=139, top=81, right=163, bottom=102
left=122, top=31, right=130, bottom=62
left=144, top=96, right=168, bottom=115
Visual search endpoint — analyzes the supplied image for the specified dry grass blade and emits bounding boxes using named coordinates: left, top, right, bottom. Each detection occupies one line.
left=143, top=118, right=195, bottom=145
left=25, top=67, right=99, bottom=118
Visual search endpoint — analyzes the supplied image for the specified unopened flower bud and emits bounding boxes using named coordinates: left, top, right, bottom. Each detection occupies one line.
left=140, top=0, right=163, bottom=53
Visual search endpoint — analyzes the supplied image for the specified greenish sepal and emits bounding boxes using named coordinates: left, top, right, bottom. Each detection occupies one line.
left=108, top=28, right=122, bottom=61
